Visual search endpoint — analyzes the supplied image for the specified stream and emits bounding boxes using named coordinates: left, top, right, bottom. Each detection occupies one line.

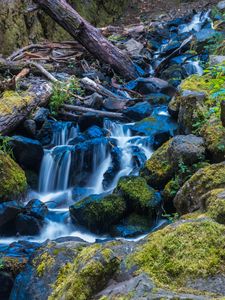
left=0, top=10, right=212, bottom=245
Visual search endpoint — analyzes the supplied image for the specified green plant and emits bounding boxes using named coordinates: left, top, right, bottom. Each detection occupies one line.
left=50, top=76, right=84, bottom=115
left=0, top=258, right=4, bottom=270
left=162, top=212, right=180, bottom=223
left=0, top=136, right=13, bottom=157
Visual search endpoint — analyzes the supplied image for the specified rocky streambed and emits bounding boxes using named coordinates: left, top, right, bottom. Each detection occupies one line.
left=1, top=2, right=225, bottom=299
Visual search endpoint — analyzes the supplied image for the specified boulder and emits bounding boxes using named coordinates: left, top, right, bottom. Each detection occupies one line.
left=0, top=200, right=23, bottom=227
left=133, top=77, right=177, bottom=97
left=200, top=117, right=225, bottom=163
left=116, top=176, right=161, bottom=215
left=78, top=113, right=104, bottom=131
left=15, top=213, right=44, bottom=236
left=209, top=55, right=225, bottom=66
left=217, top=0, right=225, bottom=10
left=10, top=136, right=44, bottom=172
left=23, top=119, right=36, bottom=137
left=0, top=153, right=27, bottom=202
left=84, top=125, right=106, bottom=139
left=167, top=134, right=205, bottom=166
left=70, top=193, right=126, bottom=233
left=146, top=93, right=171, bottom=105
left=123, top=101, right=152, bottom=121
left=10, top=239, right=120, bottom=300
left=25, top=199, right=48, bottom=220
left=174, top=162, right=225, bottom=214
left=202, top=189, right=225, bottom=224
left=33, top=107, right=49, bottom=126
left=130, top=219, right=225, bottom=297
left=177, top=90, right=207, bottom=134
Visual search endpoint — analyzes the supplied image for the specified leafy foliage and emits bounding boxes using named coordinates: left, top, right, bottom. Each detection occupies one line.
left=0, top=136, right=13, bottom=157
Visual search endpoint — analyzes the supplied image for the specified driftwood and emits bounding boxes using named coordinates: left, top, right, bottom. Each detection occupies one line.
left=0, top=82, right=52, bottom=135
left=221, top=100, right=225, bottom=127
left=62, top=104, right=123, bottom=119
left=34, top=0, right=138, bottom=80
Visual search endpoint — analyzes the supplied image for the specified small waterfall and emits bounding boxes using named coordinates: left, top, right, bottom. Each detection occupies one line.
left=39, top=122, right=77, bottom=193
left=184, top=60, right=203, bottom=76
left=179, top=10, right=211, bottom=34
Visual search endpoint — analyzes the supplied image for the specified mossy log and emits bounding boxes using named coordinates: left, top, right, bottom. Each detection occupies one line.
left=34, top=0, right=138, bottom=80
left=0, top=82, right=52, bottom=135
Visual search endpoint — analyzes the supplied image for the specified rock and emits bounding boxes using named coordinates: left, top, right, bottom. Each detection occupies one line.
left=141, top=141, right=174, bottom=189
left=177, top=90, right=208, bottom=134
left=146, top=93, right=171, bottom=105
left=123, top=101, right=152, bottom=121
left=23, top=119, right=36, bottom=137
left=0, top=200, right=23, bottom=227
left=209, top=55, right=225, bottom=66
left=111, top=213, right=153, bottom=238
left=174, top=162, right=225, bottom=214
left=10, top=136, right=44, bottom=172
left=0, top=153, right=27, bottom=202
left=168, top=95, right=181, bottom=118
left=167, top=134, right=205, bottom=166
left=10, top=239, right=120, bottom=300
left=133, top=77, right=177, bottom=97
left=25, top=199, right=48, bottom=220
left=15, top=213, right=44, bottom=236
left=84, top=125, right=106, bottom=139
left=33, top=107, right=49, bottom=125
left=217, top=0, right=225, bottom=10
left=130, top=219, right=225, bottom=297
left=0, top=272, right=14, bottom=300
left=116, top=176, right=161, bottom=215
left=78, top=113, right=104, bottom=131
left=103, top=97, right=127, bottom=111
left=123, top=38, right=144, bottom=56
left=70, top=193, right=126, bottom=233
left=202, top=189, right=225, bottom=224
left=194, top=28, right=218, bottom=43
left=83, top=92, right=103, bottom=109
left=200, top=117, right=225, bottom=163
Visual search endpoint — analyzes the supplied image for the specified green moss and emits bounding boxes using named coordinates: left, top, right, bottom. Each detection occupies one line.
left=130, top=220, right=225, bottom=292
left=0, top=153, right=27, bottom=201
left=117, top=176, right=159, bottom=213
left=203, top=189, right=225, bottom=224
left=141, top=141, right=174, bottom=189
left=35, top=252, right=55, bottom=277
left=49, top=244, right=120, bottom=300
left=70, top=194, right=126, bottom=232
left=0, top=90, right=33, bottom=116
left=174, top=162, right=225, bottom=215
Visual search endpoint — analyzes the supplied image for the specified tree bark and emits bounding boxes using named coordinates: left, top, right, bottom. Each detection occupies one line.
left=0, top=82, right=52, bottom=135
left=33, top=0, right=138, bottom=80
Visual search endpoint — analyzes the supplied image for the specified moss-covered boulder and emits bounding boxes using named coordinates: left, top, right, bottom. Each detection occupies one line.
left=0, top=153, right=27, bottom=201
left=174, top=162, right=225, bottom=215
left=130, top=219, right=225, bottom=296
left=141, top=141, right=173, bottom=189
left=141, top=135, right=206, bottom=190
left=116, top=176, right=161, bottom=214
left=202, top=189, right=225, bottom=224
left=70, top=193, right=126, bottom=233
left=200, top=117, right=225, bottom=163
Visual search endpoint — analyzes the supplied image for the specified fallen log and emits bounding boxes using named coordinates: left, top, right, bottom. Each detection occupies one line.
left=62, top=104, right=124, bottom=119
left=0, top=82, right=52, bottom=135
left=33, top=0, right=138, bottom=80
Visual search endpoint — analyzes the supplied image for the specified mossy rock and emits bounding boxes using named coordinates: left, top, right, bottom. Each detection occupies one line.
left=202, top=189, right=225, bottom=224
left=49, top=244, right=120, bottom=300
left=116, top=176, right=161, bottom=214
left=200, top=117, right=225, bottom=163
left=174, top=162, right=225, bottom=215
left=0, top=153, right=27, bottom=201
left=70, top=193, right=126, bottom=233
left=130, top=219, right=225, bottom=295
left=141, top=141, right=174, bottom=189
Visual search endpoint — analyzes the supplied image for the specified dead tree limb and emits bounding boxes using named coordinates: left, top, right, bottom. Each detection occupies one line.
left=33, top=0, right=138, bottom=80
left=62, top=104, right=123, bottom=119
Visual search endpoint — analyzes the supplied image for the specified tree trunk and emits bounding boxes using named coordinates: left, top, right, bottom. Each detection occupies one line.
left=0, top=82, right=52, bottom=135
left=33, top=0, right=138, bottom=80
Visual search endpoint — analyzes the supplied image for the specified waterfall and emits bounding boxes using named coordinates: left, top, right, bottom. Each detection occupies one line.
left=179, top=10, right=211, bottom=34
left=39, top=122, right=77, bottom=193
left=184, top=60, right=203, bottom=76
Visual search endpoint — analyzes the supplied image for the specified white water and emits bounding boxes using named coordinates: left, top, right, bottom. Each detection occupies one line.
left=179, top=10, right=211, bottom=34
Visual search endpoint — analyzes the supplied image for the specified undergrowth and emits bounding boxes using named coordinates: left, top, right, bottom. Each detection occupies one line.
left=50, top=76, right=84, bottom=115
